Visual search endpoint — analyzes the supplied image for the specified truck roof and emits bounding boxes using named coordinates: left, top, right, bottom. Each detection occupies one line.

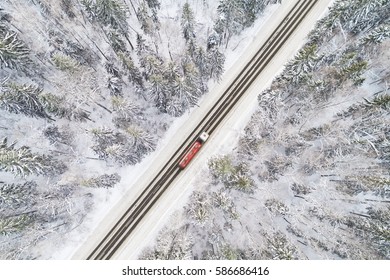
left=199, top=132, right=209, bottom=143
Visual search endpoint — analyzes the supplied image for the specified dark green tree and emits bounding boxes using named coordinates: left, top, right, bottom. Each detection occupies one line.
left=0, top=138, right=66, bottom=177
left=181, top=3, right=196, bottom=41
left=0, top=32, right=30, bottom=70
left=0, top=83, right=50, bottom=119
left=207, top=48, right=225, bottom=81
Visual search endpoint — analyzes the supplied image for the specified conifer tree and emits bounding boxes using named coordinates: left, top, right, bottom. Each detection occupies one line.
left=0, top=181, right=37, bottom=209
left=0, top=214, right=31, bottom=236
left=117, top=52, right=144, bottom=89
left=0, top=83, right=50, bottom=119
left=148, top=73, right=167, bottom=111
left=95, top=0, right=128, bottom=30
left=0, top=138, right=66, bottom=177
left=81, top=173, right=121, bottom=188
left=137, top=2, right=153, bottom=35
left=193, top=46, right=209, bottom=76
left=181, top=3, right=196, bottom=42
left=207, top=48, right=225, bottom=81
left=0, top=32, right=30, bottom=70
left=125, top=125, right=156, bottom=157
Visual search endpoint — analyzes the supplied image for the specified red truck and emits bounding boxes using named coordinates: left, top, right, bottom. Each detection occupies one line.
left=178, top=132, right=209, bottom=169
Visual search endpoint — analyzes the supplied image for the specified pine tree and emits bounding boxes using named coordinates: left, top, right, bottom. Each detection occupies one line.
left=43, top=125, right=74, bottom=146
left=339, top=60, right=368, bottom=85
left=81, top=173, right=121, bottom=188
left=193, top=46, right=209, bottom=76
left=0, top=181, right=37, bottom=209
left=117, top=52, right=144, bottom=89
left=207, top=48, right=225, bottom=81
left=175, top=61, right=203, bottom=109
left=0, top=32, right=30, bottom=70
left=51, top=52, right=80, bottom=73
left=0, top=83, right=50, bottom=119
left=111, top=96, right=140, bottom=125
left=214, top=0, right=267, bottom=47
left=104, top=27, right=127, bottom=53
left=0, top=214, right=32, bottom=236
left=90, top=127, right=124, bottom=160
left=148, top=73, right=167, bottom=111
left=215, top=0, right=244, bottom=37
left=140, top=54, right=163, bottom=79
left=360, top=25, right=390, bottom=46
left=364, top=94, right=390, bottom=110
left=38, top=92, right=90, bottom=122
left=81, top=0, right=134, bottom=49
left=163, top=61, right=180, bottom=82
left=145, top=0, right=160, bottom=24
left=181, top=3, right=196, bottom=42
left=136, top=34, right=152, bottom=57
left=95, top=0, right=128, bottom=30
left=107, top=75, right=123, bottom=96
left=145, top=0, right=161, bottom=10
left=125, top=125, right=156, bottom=157
left=137, top=2, right=153, bottom=35
left=0, top=138, right=66, bottom=177
left=282, top=44, right=322, bottom=84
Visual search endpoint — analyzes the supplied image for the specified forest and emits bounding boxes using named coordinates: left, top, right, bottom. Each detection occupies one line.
left=0, top=0, right=279, bottom=259
left=140, top=0, right=390, bottom=260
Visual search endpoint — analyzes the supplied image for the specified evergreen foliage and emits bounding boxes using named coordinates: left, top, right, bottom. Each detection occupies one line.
left=0, top=181, right=37, bottom=209
left=0, top=138, right=66, bottom=177
left=0, top=83, right=50, bottom=119
left=214, top=0, right=268, bottom=47
left=264, top=231, right=297, bottom=260
left=117, top=52, right=144, bottom=88
left=90, top=126, right=156, bottom=165
left=125, top=125, right=156, bottom=157
left=187, top=191, right=211, bottom=227
left=38, top=92, right=90, bottom=122
left=95, top=0, right=128, bottom=30
left=81, top=0, right=132, bottom=50
left=0, top=214, right=32, bottom=236
left=104, top=27, right=127, bottom=53
left=81, top=173, right=121, bottom=188
left=208, top=155, right=254, bottom=192
left=43, top=125, right=74, bottom=146
left=364, top=94, right=390, bottom=110
left=360, top=24, right=390, bottom=46
left=313, top=0, right=390, bottom=43
left=51, top=52, right=80, bottom=73
left=207, top=48, right=225, bottom=81
left=193, top=46, right=209, bottom=76
left=145, top=0, right=161, bottom=10
left=336, top=52, right=368, bottom=85
left=0, top=81, right=89, bottom=121
left=148, top=73, right=167, bottom=112
left=0, top=31, right=30, bottom=70
left=282, top=44, right=322, bottom=84
left=111, top=96, right=140, bottom=124
left=181, top=3, right=196, bottom=42
left=140, top=224, right=193, bottom=260
left=137, top=2, right=154, bottom=35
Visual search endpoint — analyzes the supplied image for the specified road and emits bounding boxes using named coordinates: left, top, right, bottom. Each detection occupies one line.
left=72, top=0, right=334, bottom=260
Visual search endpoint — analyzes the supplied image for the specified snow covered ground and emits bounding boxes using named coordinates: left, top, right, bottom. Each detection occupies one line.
left=3, top=0, right=387, bottom=260
left=85, top=0, right=335, bottom=260
left=70, top=1, right=286, bottom=260
left=134, top=0, right=389, bottom=260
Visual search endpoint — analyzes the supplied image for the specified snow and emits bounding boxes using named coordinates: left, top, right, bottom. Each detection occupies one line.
left=109, top=0, right=337, bottom=260
left=70, top=1, right=289, bottom=260
left=6, top=0, right=386, bottom=261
